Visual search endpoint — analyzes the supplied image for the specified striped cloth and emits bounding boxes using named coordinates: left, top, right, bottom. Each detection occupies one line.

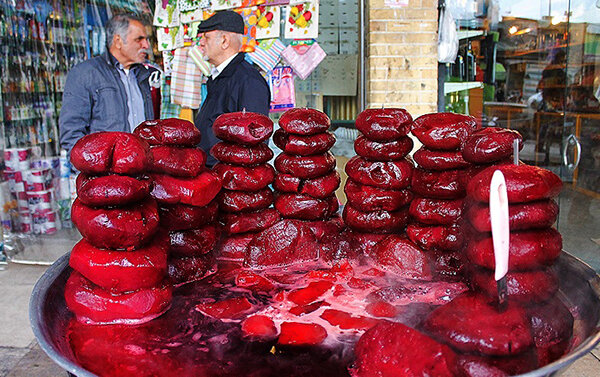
left=160, top=76, right=182, bottom=119
left=188, top=45, right=212, bottom=76
left=170, top=47, right=203, bottom=109
left=248, top=38, right=286, bottom=73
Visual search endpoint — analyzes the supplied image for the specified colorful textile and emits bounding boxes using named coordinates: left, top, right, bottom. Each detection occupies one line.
left=269, top=66, right=295, bottom=112
left=281, top=41, right=326, bottom=80
left=160, top=76, right=182, bottom=119
left=170, top=47, right=203, bottom=109
left=248, top=38, right=285, bottom=72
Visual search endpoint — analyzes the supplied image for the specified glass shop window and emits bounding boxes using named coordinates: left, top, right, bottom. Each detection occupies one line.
left=440, top=0, right=600, bottom=271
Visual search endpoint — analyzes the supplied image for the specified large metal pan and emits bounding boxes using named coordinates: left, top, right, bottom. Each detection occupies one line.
left=30, top=251, right=600, bottom=377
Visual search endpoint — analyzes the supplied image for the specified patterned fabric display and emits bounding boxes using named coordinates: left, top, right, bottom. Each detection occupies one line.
left=170, top=47, right=204, bottom=109
left=160, top=76, right=182, bottom=119
left=188, top=45, right=213, bottom=76
left=281, top=42, right=326, bottom=80
left=179, top=0, right=210, bottom=11
left=248, top=39, right=285, bottom=72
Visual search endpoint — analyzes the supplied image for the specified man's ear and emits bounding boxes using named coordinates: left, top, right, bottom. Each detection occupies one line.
left=221, top=32, right=230, bottom=50
left=113, top=34, right=123, bottom=50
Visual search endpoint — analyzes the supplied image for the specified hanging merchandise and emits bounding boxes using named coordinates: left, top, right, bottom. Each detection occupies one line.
left=170, top=47, right=204, bottom=109
left=212, top=0, right=242, bottom=11
left=266, top=0, right=289, bottom=5
left=153, top=0, right=181, bottom=27
left=179, top=0, right=210, bottom=23
left=234, top=6, right=259, bottom=52
left=248, top=38, right=285, bottom=72
left=281, top=40, right=326, bottom=80
left=269, top=66, right=295, bottom=112
left=160, top=76, right=183, bottom=119
left=157, top=25, right=185, bottom=51
left=162, top=50, right=176, bottom=76
left=284, top=1, right=318, bottom=39
left=438, top=4, right=459, bottom=64
left=255, top=4, right=280, bottom=39
left=188, top=45, right=213, bottom=76
left=240, top=0, right=266, bottom=7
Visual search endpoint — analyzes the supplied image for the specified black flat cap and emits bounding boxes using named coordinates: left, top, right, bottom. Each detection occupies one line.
left=198, top=10, right=244, bottom=34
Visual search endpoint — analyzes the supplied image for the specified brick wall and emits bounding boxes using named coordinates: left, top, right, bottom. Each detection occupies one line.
left=367, top=0, right=439, bottom=117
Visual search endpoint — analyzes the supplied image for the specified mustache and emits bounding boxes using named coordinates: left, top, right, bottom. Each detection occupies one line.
left=139, top=48, right=151, bottom=55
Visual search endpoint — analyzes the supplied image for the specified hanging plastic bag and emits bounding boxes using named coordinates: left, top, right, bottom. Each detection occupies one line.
left=437, top=7, right=458, bottom=64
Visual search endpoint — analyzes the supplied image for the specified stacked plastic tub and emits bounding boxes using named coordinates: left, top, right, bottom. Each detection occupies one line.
left=134, top=119, right=222, bottom=285
left=342, top=108, right=414, bottom=255
left=211, top=111, right=280, bottom=261
left=273, top=108, right=341, bottom=240
left=65, top=132, right=171, bottom=324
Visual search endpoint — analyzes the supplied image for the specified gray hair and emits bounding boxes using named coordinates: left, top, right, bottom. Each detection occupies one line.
left=106, top=14, right=144, bottom=48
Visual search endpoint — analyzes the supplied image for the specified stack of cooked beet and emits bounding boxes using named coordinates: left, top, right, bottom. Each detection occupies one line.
left=65, top=132, right=171, bottom=324
left=464, top=162, right=573, bottom=366
left=272, top=108, right=340, bottom=232
left=342, top=108, right=415, bottom=255
left=408, top=113, right=478, bottom=275
left=134, top=119, right=222, bottom=285
left=211, top=111, right=280, bottom=261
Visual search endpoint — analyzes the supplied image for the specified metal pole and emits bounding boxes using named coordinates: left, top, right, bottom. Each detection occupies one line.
left=358, top=0, right=367, bottom=112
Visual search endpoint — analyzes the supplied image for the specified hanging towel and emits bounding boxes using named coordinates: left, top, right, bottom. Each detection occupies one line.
left=248, top=38, right=285, bottom=73
left=170, top=47, right=204, bottom=109
left=281, top=41, right=326, bottom=80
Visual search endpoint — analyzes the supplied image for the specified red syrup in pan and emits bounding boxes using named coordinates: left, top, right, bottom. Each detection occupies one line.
left=68, top=258, right=548, bottom=377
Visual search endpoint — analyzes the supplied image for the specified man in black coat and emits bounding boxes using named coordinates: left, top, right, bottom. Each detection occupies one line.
left=194, top=11, right=271, bottom=166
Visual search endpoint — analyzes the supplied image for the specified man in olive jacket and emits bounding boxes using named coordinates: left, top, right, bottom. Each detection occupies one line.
left=59, top=14, right=155, bottom=154
left=194, top=11, right=271, bottom=166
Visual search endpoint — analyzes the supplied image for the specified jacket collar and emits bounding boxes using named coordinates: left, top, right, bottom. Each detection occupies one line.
left=215, top=53, right=246, bottom=80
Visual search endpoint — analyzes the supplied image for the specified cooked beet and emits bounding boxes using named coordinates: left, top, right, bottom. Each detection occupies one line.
left=470, top=267, right=559, bottom=304
left=70, top=132, right=149, bottom=175
left=64, top=271, right=171, bottom=325
left=345, top=156, right=413, bottom=190
left=274, top=193, right=339, bottom=220
left=76, top=174, right=151, bottom=207
left=407, top=223, right=464, bottom=251
left=409, top=197, right=465, bottom=225
left=168, top=254, right=216, bottom=285
left=527, top=297, right=574, bottom=365
left=148, top=146, right=206, bottom=177
left=467, top=200, right=559, bottom=232
left=218, top=188, right=274, bottom=213
left=279, top=108, right=330, bottom=135
left=466, top=228, right=562, bottom=270
left=168, top=224, right=220, bottom=257
left=210, top=142, right=273, bottom=165
left=134, top=118, right=201, bottom=146
left=217, top=232, right=255, bottom=261
left=355, top=108, right=413, bottom=141
left=158, top=201, right=218, bottom=231
left=69, top=237, right=167, bottom=293
left=71, top=198, right=159, bottom=250
left=244, top=220, right=320, bottom=268
left=274, top=170, right=340, bottom=199
left=423, top=292, right=533, bottom=356
left=212, top=111, right=273, bottom=145
left=213, top=163, right=275, bottom=191
left=274, top=152, right=336, bottom=179
left=342, top=204, right=409, bottom=233
left=413, top=148, right=470, bottom=170
left=344, top=179, right=412, bottom=212
left=411, top=112, right=477, bottom=150
left=352, top=321, right=458, bottom=377
left=272, top=129, right=336, bottom=156
left=222, top=208, right=281, bottom=235
left=347, top=231, right=389, bottom=257
left=150, top=171, right=222, bottom=207
left=462, top=127, right=523, bottom=164
left=371, top=235, right=432, bottom=279
left=467, top=164, right=563, bottom=203
left=411, top=168, right=468, bottom=199
left=354, top=135, right=413, bottom=161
